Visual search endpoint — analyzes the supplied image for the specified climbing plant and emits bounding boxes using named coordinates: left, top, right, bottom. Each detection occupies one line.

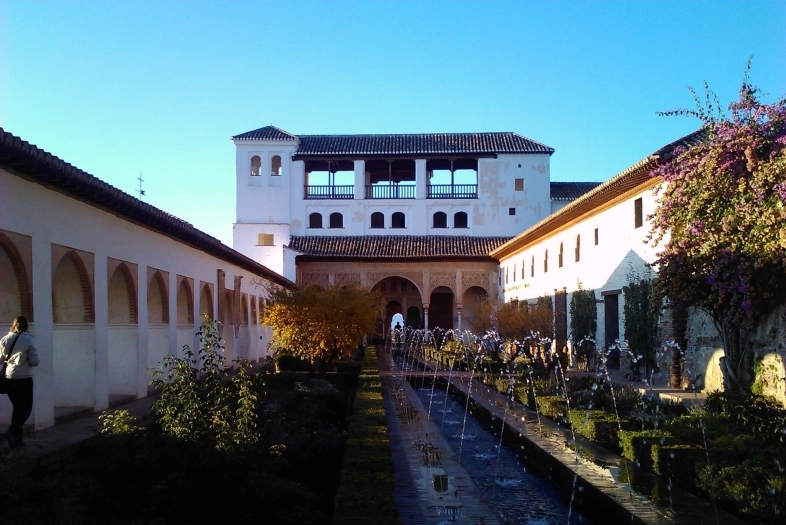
left=650, top=61, right=786, bottom=393
left=623, top=275, right=661, bottom=381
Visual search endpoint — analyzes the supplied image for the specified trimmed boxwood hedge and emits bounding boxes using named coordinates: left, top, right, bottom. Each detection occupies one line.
left=618, top=430, right=676, bottom=470
left=331, top=348, right=398, bottom=525
left=651, top=442, right=705, bottom=490
left=536, top=395, right=567, bottom=421
left=568, top=409, right=629, bottom=450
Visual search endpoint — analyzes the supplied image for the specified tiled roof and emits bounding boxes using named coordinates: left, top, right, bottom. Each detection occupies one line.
left=232, top=125, right=554, bottom=156
left=550, top=182, right=602, bottom=201
left=492, top=129, right=707, bottom=260
left=289, top=235, right=512, bottom=260
left=232, top=125, right=299, bottom=141
left=0, top=127, right=294, bottom=288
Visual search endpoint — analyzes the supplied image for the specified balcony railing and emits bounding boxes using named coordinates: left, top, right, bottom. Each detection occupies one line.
left=365, top=184, right=416, bottom=199
left=303, top=185, right=354, bottom=200
left=427, top=184, right=478, bottom=199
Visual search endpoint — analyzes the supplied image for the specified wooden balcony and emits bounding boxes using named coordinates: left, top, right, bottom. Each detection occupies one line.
left=365, top=184, right=416, bottom=199
left=303, top=185, right=354, bottom=200
left=427, top=184, right=478, bottom=199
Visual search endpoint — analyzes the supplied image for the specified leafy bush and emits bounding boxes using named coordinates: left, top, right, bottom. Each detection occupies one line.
left=568, top=409, right=628, bottom=450
left=651, top=443, right=704, bottom=488
left=705, top=390, right=786, bottom=444
left=276, top=352, right=312, bottom=372
left=536, top=395, right=567, bottom=422
left=618, top=430, right=674, bottom=470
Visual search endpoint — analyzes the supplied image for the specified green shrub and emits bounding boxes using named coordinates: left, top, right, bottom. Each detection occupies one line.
left=618, top=430, right=674, bottom=470
left=275, top=352, right=311, bottom=372
left=651, top=443, right=704, bottom=489
left=332, top=347, right=398, bottom=525
left=536, top=395, right=567, bottom=421
left=513, top=385, right=536, bottom=410
left=568, top=409, right=628, bottom=450
left=705, top=390, right=786, bottom=444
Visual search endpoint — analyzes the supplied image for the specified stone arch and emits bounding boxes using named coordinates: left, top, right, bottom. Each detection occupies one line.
left=200, top=283, right=214, bottom=319
left=241, top=294, right=249, bottom=325
left=0, top=232, right=32, bottom=322
left=329, top=212, right=343, bottom=229
left=309, top=212, right=323, bottom=229
left=108, top=263, right=137, bottom=324
left=148, top=271, right=169, bottom=324
left=250, top=155, right=261, bottom=176
left=462, top=286, right=488, bottom=333
left=369, top=275, right=423, bottom=299
left=454, top=211, right=468, bottom=229
left=53, top=250, right=93, bottom=323
left=271, top=155, right=282, bottom=176
left=177, top=279, right=194, bottom=325
left=370, top=212, right=384, bottom=229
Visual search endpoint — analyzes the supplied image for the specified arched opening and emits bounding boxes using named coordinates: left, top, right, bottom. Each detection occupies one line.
left=370, top=212, right=384, bottom=229
left=0, top=233, right=31, bottom=324
left=406, top=306, right=421, bottom=328
left=429, top=286, right=454, bottom=330
left=177, top=279, right=194, bottom=325
left=463, top=286, right=489, bottom=334
left=200, top=284, right=213, bottom=319
left=391, top=212, right=406, bottom=229
left=250, top=296, right=257, bottom=325
left=575, top=235, right=581, bottom=262
left=309, top=213, right=323, bottom=229
left=271, top=155, right=282, bottom=176
left=454, top=211, right=468, bottom=229
left=53, top=251, right=93, bottom=323
left=531, top=255, right=535, bottom=277
left=433, top=212, right=447, bottom=229
left=241, top=294, right=249, bottom=325
left=329, top=212, right=343, bottom=229
left=250, top=155, right=261, bottom=176
left=221, top=290, right=235, bottom=361
left=385, top=301, right=403, bottom=335
left=371, top=276, right=423, bottom=337
left=148, top=272, right=169, bottom=324
left=108, top=264, right=137, bottom=324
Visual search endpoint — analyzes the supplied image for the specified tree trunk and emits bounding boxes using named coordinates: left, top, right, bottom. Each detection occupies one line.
left=718, top=323, right=752, bottom=394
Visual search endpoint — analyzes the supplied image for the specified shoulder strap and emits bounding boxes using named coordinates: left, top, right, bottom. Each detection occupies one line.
left=3, top=333, right=21, bottom=360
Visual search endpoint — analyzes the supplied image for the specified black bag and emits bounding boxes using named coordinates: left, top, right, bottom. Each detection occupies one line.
left=0, top=334, right=20, bottom=394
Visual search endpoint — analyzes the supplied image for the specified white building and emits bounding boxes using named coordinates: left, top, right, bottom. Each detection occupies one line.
left=0, top=128, right=293, bottom=430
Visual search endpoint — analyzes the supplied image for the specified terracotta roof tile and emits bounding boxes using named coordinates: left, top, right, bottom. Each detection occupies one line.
left=289, top=235, right=512, bottom=259
left=232, top=125, right=298, bottom=141
left=550, top=182, right=603, bottom=201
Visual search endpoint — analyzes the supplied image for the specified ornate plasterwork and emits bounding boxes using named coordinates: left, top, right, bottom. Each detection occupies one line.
left=429, top=272, right=456, bottom=295
left=334, top=272, right=361, bottom=286
left=461, top=271, right=489, bottom=297
left=366, top=271, right=424, bottom=295
left=300, top=272, right=329, bottom=289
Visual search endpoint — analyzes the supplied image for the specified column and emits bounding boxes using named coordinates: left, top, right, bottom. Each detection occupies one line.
left=94, top=252, right=109, bottom=411
left=415, top=159, right=427, bottom=200
left=354, top=160, right=365, bottom=200
left=31, top=236, right=54, bottom=429
left=136, top=265, right=149, bottom=398
left=168, top=271, right=178, bottom=358
left=456, top=303, right=463, bottom=332
left=423, top=302, right=430, bottom=331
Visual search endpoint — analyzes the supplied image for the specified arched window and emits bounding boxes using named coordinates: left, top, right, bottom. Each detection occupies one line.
left=53, top=251, right=93, bottom=323
left=148, top=271, right=169, bottom=324
left=250, top=156, right=261, bottom=176
left=391, top=212, right=406, bottom=229
left=433, top=212, right=447, bottom=228
left=271, top=155, right=282, bottom=176
left=558, top=243, right=564, bottom=268
left=531, top=255, right=535, bottom=277
left=544, top=250, right=548, bottom=273
left=513, top=263, right=516, bottom=282
left=370, top=212, right=384, bottom=229
left=329, top=212, right=343, bottom=229
left=200, top=284, right=213, bottom=319
left=521, top=260, right=526, bottom=280
left=454, top=211, right=468, bottom=228
left=309, top=213, right=323, bottom=229
left=177, top=279, right=194, bottom=325
left=575, top=235, right=581, bottom=262
left=108, top=264, right=137, bottom=324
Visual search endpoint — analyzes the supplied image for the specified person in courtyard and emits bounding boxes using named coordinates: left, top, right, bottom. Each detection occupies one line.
left=1, top=315, right=39, bottom=448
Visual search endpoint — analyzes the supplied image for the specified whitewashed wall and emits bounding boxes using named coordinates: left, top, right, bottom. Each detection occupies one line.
left=0, top=168, right=278, bottom=429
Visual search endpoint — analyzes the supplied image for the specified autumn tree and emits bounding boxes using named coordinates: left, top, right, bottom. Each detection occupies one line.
left=651, top=65, right=786, bottom=392
left=261, top=284, right=381, bottom=370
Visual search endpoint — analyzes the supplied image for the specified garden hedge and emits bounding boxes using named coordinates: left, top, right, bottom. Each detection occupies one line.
left=331, top=347, right=399, bottom=525
left=568, top=409, right=629, bottom=450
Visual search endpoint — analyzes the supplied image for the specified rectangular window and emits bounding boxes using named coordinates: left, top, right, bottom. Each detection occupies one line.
left=509, top=207, right=516, bottom=215
left=514, top=179, right=524, bottom=191
left=256, top=233, right=274, bottom=246
left=594, top=228, right=599, bottom=245
left=634, top=198, right=643, bottom=228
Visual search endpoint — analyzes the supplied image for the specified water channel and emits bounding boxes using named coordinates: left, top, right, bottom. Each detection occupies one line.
left=412, top=383, right=596, bottom=525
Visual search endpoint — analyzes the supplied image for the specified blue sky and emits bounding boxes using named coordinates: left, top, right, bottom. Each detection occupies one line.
left=2, top=1, right=784, bottom=246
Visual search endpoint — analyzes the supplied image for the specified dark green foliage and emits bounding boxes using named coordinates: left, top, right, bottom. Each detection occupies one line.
left=536, top=395, right=567, bottom=421
left=618, top=430, right=675, bottom=470
left=569, top=285, right=597, bottom=370
left=332, top=348, right=398, bottom=525
left=568, top=409, right=629, bottom=450
left=704, top=390, right=786, bottom=444
left=622, top=276, right=661, bottom=380
left=651, top=443, right=704, bottom=488
left=276, top=351, right=313, bottom=372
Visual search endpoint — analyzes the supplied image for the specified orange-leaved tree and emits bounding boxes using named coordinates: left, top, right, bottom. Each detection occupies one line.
left=261, top=283, right=381, bottom=370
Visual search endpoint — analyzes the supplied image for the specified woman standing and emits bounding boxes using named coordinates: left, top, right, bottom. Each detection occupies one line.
left=1, top=315, right=39, bottom=448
